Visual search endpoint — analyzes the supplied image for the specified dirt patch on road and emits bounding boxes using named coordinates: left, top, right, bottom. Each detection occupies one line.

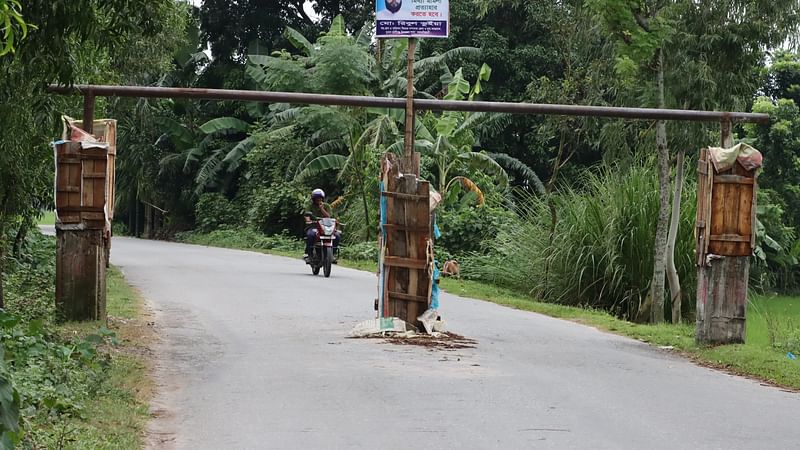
left=378, top=332, right=478, bottom=351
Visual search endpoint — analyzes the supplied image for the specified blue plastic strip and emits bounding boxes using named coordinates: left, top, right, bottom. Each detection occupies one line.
left=430, top=261, right=441, bottom=310
left=378, top=181, right=388, bottom=317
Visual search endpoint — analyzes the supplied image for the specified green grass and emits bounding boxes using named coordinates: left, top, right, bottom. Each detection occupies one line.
left=38, top=210, right=55, bottom=225
left=50, top=267, right=152, bottom=450
left=177, top=228, right=303, bottom=258
left=178, top=229, right=800, bottom=390
left=107, top=266, right=142, bottom=320
left=746, top=295, right=800, bottom=348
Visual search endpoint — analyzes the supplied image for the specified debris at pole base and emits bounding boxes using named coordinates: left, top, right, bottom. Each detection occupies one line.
left=348, top=317, right=412, bottom=338
left=417, top=308, right=442, bottom=334
left=348, top=314, right=447, bottom=338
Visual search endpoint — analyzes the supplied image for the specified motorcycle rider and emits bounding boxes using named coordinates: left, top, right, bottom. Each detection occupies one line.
left=304, top=188, right=341, bottom=262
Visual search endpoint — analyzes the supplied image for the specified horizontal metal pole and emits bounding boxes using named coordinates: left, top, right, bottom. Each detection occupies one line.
left=48, top=84, right=406, bottom=109
left=417, top=99, right=769, bottom=124
left=47, top=84, right=770, bottom=124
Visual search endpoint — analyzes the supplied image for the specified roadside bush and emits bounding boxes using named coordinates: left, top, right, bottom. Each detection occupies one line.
left=111, top=221, right=129, bottom=237
left=339, top=241, right=379, bottom=262
left=246, top=182, right=307, bottom=237
left=751, top=189, right=799, bottom=293
left=436, top=204, right=517, bottom=256
left=463, top=161, right=697, bottom=320
left=0, top=229, right=112, bottom=448
left=1, top=311, right=112, bottom=448
left=195, top=193, right=239, bottom=233
left=4, top=231, right=55, bottom=322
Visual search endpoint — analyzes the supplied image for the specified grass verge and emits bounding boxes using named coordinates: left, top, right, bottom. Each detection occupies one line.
left=37, top=210, right=55, bottom=226
left=177, top=229, right=800, bottom=390
left=51, top=267, right=153, bottom=449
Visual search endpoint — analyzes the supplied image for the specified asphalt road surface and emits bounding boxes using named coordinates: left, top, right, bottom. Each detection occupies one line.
left=110, top=237, right=799, bottom=450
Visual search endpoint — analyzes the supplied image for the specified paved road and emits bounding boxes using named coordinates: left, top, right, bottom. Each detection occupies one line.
left=111, top=238, right=799, bottom=450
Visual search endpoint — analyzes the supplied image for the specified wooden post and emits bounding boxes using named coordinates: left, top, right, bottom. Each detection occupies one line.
left=381, top=154, right=432, bottom=328
left=695, top=119, right=753, bottom=344
left=55, top=97, right=109, bottom=322
left=403, top=38, right=418, bottom=175
left=55, top=227, right=107, bottom=321
left=380, top=38, right=431, bottom=329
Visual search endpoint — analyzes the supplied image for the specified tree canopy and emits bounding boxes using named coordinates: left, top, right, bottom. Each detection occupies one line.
left=3, top=0, right=800, bottom=319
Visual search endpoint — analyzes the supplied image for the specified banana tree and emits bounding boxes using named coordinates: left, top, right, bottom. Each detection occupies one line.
left=158, top=115, right=251, bottom=194
left=417, top=67, right=510, bottom=205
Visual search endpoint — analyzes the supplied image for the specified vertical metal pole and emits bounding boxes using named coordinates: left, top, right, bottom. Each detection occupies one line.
left=376, top=38, right=383, bottom=68
left=403, top=38, right=417, bottom=175
left=83, top=94, right=95, bottom=134
left=720, top=118, right=733, bottom=147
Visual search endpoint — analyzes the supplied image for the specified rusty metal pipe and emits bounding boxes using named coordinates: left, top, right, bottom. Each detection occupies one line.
left=47, top=84, right=770, bottom=124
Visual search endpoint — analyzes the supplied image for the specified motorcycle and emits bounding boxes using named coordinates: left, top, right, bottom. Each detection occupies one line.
left=307, top=217, right=339, bottom=277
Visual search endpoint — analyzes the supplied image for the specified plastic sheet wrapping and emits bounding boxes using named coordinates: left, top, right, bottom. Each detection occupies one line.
left=709, top=143, right=763, bottom=172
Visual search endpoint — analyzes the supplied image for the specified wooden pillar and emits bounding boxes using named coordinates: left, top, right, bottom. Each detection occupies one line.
left=695, top=120, right=753, bottom=344
left=381, top=154, right=432, bottom=329
left=55, top=98, right=109, bottom=322
left=55, top=227, right=107, bottom=321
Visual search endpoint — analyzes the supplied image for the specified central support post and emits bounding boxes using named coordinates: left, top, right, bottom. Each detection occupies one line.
left=695, top=120, right=756, bottom=344
left=403, top=38, right=418, bottom=175
left=378, top=38, right=433, bottom=329
left=55, top=94, right=110, bottom=322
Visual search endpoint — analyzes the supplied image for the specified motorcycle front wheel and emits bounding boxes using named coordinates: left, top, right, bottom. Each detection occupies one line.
left=311, top=248, right=321, bottom=275
left=323, top=247, right=333, bottom=278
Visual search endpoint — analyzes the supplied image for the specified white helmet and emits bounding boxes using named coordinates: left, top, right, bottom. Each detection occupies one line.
left=311, top=188, right=325, bottom=200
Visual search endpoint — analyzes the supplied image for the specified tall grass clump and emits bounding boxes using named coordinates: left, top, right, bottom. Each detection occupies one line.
left=463, top=161, right=697, bottom=320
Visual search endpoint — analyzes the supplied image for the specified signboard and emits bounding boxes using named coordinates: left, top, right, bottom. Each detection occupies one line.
left=375, top=0, right=449, bottom=38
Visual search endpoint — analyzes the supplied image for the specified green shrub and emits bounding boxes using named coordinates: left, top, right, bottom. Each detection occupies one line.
left=111, top=221, right=129, bottom=237
left=751, top=189, right=799, bottom=293
left=462, top=161, right=697, bottom=320
left=339, top=241, right=379, bottom=262
left=0, top=230, right=113, bottom=447
left=4, top=230, right=55, bottom=322
left=1, top=311, right=112, bottom=448
left=246, top=182, right=307, bottom=237
left=195, top=193, right=240, bottom=233
left=437, top=205, right=516, bottom=256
